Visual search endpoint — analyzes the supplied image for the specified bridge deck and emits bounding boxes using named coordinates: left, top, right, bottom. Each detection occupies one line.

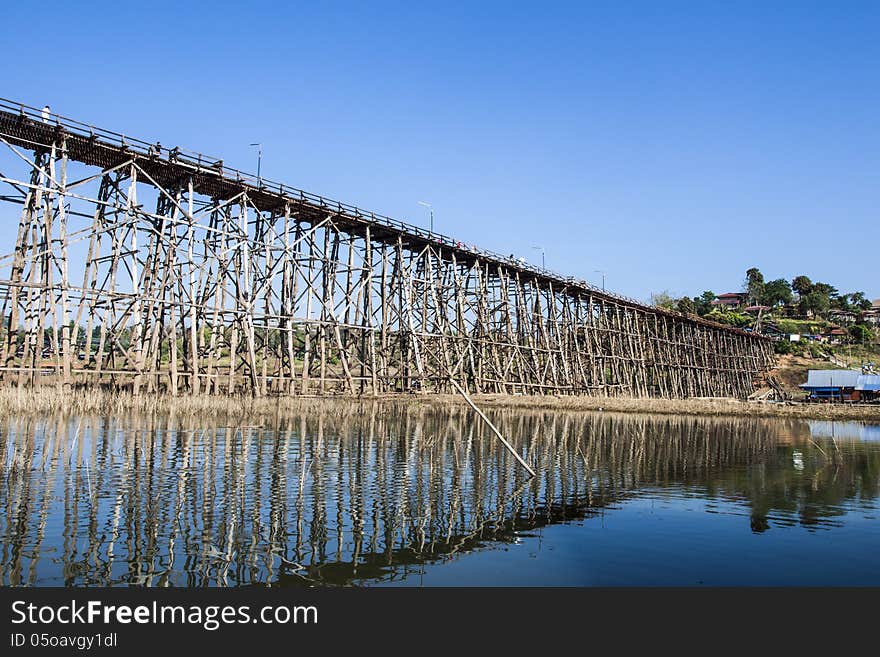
left=0, top=98, right=762, bottom=340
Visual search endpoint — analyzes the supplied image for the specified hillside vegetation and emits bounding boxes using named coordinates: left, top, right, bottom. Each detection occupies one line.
left=651, top=267, right=879, bottom=395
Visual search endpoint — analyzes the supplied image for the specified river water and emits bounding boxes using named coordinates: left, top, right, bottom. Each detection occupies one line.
left=1, top=404, right=878, bottom=586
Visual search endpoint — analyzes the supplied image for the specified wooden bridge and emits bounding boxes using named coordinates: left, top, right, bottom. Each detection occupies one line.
left=0, top=99, right=773, bottom=398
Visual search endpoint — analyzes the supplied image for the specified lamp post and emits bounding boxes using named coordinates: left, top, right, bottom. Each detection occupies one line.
left=249, top=143, right=262, bottom=185
left=594, top=270, right=606, bottom=292
left=418, top=201, right=434, bottom=233
left=532, top=245, right=545, bottom=269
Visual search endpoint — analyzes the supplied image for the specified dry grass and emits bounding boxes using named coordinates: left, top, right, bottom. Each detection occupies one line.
left=448, top=393, right=880, bottom=420
left=0, top=386, right=878, bottom=422
left=0, top=386, right=361, bottom=419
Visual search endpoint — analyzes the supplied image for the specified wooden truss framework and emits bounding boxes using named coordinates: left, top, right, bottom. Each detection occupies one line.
left=0, top=101, right=774, bottom=397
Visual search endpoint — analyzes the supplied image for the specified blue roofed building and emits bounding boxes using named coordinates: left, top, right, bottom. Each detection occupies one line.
left=800, top=369, right=880, bottom=402
left=857, top=374, right=880, bottom=401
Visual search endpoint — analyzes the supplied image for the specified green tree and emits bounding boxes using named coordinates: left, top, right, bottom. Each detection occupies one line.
left=800, top=282, right=838, bottom=318
left=705, top=309, right=753, bottom=328
left=800, top=290, right=831, bottom=317
left=650, top=290, right=676, bottom=310
left=760, top=278, right=793, bottom=307
left=774, top=339, right=795, bottom=355
left=832, top=294, right=852, bottom=311
left=812, top=282, right=838, bottom=298
left=849, top=323, right=874, bottom=344
left=744, top=267, right=765, bottom=305
left=693, top=290, right=716, bottom=316
left=849, top=292, right=873, bottom=311
left=676, top=297, right=695, bottom=315
left=791, top=275, right=813, bottom=296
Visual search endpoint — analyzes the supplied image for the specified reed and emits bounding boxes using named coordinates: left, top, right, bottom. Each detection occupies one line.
left=0, top=386, right=878, bottom=421
left=0, top=386, right=362, bottom=419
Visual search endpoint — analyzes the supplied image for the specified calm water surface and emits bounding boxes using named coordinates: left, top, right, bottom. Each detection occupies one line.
left=1, top=405, right=878, bottom=586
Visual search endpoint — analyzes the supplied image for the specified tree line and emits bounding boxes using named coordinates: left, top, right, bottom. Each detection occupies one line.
left=652, top=267, right=874, bottom=320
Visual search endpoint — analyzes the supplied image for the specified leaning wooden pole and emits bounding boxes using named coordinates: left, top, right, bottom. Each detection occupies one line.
left=448, top=377, right=536, bottom=477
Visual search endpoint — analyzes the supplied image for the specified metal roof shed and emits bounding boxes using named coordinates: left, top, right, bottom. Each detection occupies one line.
left=800, top=369, right=862, bottom=390
left=856, top=375, right=880, bottom=392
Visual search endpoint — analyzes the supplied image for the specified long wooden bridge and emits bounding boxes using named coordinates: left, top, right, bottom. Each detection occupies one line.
left=0, top=99, right=773, bottom=398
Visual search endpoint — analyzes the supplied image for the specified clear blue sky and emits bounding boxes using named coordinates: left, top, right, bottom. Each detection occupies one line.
left=3, top=1, right=877, bottom=301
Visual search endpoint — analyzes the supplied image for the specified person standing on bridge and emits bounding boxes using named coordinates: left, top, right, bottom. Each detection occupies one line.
left=41, top=105, right=50, bottom=123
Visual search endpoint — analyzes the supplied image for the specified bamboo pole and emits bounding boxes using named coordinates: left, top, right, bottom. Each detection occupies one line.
left=448, top=377, right=535, bottom=477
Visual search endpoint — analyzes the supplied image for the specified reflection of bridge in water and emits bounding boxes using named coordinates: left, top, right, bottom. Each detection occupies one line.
left=0, top=99, right=772, bottom=398
left=1, top=406, right=877, bottom=586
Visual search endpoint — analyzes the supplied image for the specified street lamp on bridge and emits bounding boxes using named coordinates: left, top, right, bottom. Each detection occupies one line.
left=417, top=201, right=434, bottom=233
left=531, top=245, right=545, bottom=270
left=249, top=143, right=262, bottom=185
left=593, top=269, right=606, bottom=292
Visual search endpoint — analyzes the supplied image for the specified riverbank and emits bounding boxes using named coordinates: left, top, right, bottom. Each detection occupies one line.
left=438, top=393, right=880, bottom=420
left=1, top=386, right=879, bottom=421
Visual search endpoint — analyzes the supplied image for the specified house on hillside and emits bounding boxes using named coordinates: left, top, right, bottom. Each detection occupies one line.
left=865, top=299, right=880, bottom=326
left=829, top=309, right=858, bottom=325
left=712, top=292, right=747, bottom=310
left=821, top=326, right=848, bottom=344
left=760, top=321, right=784, bottom=337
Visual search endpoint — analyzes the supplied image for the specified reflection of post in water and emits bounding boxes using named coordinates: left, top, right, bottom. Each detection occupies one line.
left=310, top=412, right=327, bottom=567
left=1, top=408, right=879, bottom=586
left=267, top=422, right=290, bottom=579
left=28, top=414, right=64, bottom=585
left=3, top=417, right=36, bottom=585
